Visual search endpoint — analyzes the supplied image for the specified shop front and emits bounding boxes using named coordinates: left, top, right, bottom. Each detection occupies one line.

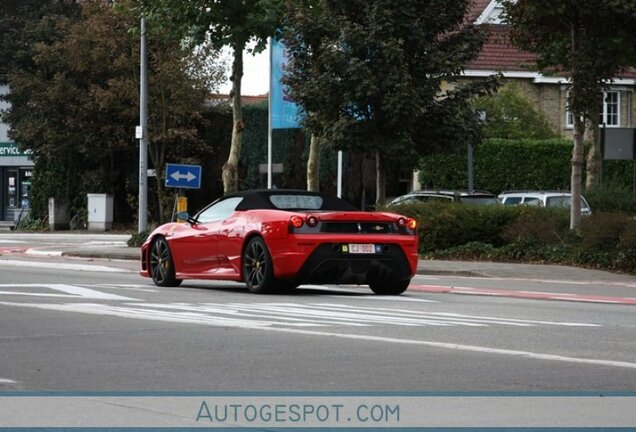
left=0, top=142, right=34, bottom=223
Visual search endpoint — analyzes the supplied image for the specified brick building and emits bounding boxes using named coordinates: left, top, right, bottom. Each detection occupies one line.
left=466, top=0, right=636, bottom=136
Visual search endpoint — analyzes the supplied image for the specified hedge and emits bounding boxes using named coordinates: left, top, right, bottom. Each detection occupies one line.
left=418, top=138, right=636, bottom=196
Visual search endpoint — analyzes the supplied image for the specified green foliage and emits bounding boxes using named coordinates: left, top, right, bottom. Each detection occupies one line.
left=128, top=230, right=149, bottom=247
left=2, top=0, right=224, bottom=224
left=501, top=208, right=570, bottom=246
left=281, top=0, right=496, bottom=167
left=472, top=82, right=559, bottom=139
left=419, top=138, right=573, bottom=193
left=503, top=0, right=636, bottom=122
left=144, top=0, right=280, bottom=52
left=0, top=0, right=81, bottom=84
left=393, top=201, right=636, bottom=273
left=145, top=0, right=282, bottom=193
left=502, top=0, right=636, bottom=228
left=585, top=179, right=636, bottom=214
left=388, top=201, right=522, bottom=252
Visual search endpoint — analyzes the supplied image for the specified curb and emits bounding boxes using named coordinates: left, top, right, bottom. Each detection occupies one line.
left=416, top=269, right=485, bottom=278
left=62, top=250, right=140, bottom=261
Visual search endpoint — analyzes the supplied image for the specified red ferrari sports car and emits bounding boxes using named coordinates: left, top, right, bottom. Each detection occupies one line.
left=140, top=189, right=419, bottom=295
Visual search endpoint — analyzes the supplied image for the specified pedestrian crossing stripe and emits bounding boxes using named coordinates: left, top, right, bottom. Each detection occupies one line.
left=0, top=301, right=601, bottom=329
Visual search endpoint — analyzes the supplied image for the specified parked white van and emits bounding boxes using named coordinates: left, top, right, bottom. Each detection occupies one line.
left=498, top=191, right=592, bottom=215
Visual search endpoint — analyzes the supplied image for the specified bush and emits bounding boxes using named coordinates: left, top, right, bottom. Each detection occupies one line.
left=390, top=201, right=636, bottom=273
left=128, top=230, right=149, bottom=247
left=501, top=207, right=570, bottom=246
left=573, top=213, right=636, bottom=271
left=585, top=181, right=636, bottom=214
left=390, top=201, right=521, bottom=253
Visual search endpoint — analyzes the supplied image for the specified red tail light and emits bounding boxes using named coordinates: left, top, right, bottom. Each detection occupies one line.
left=306, top=215, right=319, bottom=227
left=406, top=218, right=417, bottom=230
left=290, top=215, right=304, bottom=229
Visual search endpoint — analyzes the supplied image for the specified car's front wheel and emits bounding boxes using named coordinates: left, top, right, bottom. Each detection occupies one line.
left=243, top=237, right=275, bottom=294
left=149, top=236, right=182, bottom=287
left=369, top=279, right=410, bottom=295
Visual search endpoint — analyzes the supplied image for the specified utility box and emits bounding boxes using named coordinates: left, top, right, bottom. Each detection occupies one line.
left=87, top=193, right=114, bottom=231
left=48, top=197, right=69, bottom=231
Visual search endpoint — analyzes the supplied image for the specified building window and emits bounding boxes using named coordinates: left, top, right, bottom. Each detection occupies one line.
left=566, top=91, right=621, bottom=128
left=601, top=91, right=619, bottom=126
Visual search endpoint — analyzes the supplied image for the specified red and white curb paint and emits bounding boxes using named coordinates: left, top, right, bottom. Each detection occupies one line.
left=409, top=284, right=636, bottom=305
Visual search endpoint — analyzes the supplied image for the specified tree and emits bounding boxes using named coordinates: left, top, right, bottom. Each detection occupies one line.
left=282, top=0, right=494, bottom=205
left=502, top=0, right=636, bottom=229
left=2, top=0, right=224, bottom=223
left=0, top=0, right=81, bottom=84
left=472, top=82, right=559, bottom=139
left=146, top=0, right=282, bottom=194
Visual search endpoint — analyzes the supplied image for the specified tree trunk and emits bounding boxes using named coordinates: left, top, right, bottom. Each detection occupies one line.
left=375, top=151, right=386, bottom=207
left=585, top=119, right=602, bottom=191
left=222, top=43, right=244, bottom=195
left=570, top=116, right=585, bottom=230
left=306, top=133, right=321, bottom=191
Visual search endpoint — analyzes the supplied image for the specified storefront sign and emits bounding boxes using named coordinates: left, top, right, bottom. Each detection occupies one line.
left=0, top=142, right=32, bottom=157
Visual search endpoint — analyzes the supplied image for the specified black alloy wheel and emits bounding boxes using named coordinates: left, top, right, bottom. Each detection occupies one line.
left=149, top=236, right=182, bottom=287
left=243, top=237, right=275, bottom=294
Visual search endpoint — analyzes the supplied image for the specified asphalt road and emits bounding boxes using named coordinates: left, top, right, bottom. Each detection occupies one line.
left=0, top=251, right=635, bottom=392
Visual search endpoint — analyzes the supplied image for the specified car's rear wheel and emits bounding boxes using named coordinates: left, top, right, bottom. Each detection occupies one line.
left=369, top=279, right=410, bottom=295
left=149, top=236, right=182, bottom=287
left=243, top=237, right=275, bottom=294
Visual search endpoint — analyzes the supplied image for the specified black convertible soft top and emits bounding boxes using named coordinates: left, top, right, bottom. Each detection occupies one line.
left=227, top=189, right=359, bottom=212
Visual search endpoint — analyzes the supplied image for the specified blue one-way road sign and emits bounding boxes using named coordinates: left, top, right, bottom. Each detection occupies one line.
left=165, top=163, right=202, bottom=189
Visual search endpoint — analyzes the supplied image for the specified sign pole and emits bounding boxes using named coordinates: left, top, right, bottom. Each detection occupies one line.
left=138, top=15, right=148, bottom=233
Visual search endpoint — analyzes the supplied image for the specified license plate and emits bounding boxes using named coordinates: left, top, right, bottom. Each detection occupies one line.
left=346, top=243, right=377, bottom=254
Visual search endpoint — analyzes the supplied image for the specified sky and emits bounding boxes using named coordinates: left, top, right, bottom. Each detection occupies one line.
left=218, top=47, right=269, bottom=96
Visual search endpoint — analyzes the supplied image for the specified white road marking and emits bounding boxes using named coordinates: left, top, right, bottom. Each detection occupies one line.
left=0, top=284, right=138, bottom=301
left=24, top=249, right=63, bottom=257
left=0, top=260, right=130, bottom=273
left=0, top=299, right=600, bottom=329
left=431, top=312, right=600, bottom=327
left=304, top=286, right=438, bottom=302
left=89, top=284, right=158, bottom=293
left=0, top=300, right=629, bottom=370
left=349, top=295, right=438, bottom=303
left=0, top=378, right=16, bottom=384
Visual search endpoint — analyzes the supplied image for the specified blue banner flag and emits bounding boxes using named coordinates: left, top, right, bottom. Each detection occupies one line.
left=270, top=38, right=302, bottom=129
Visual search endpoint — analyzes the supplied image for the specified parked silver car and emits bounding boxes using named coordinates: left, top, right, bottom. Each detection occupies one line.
left=389, top=190, right=500, bottom=206
left=498, top=191, right=592, bottom=215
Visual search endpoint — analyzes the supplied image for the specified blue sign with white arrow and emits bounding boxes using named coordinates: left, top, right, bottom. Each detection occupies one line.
left=165, top=163, right=202, bottom=189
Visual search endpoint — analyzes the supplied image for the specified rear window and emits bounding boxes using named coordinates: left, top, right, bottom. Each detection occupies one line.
left=269, top=194, right=324, bottom=210
left=546, top=196, right=571, bottom=208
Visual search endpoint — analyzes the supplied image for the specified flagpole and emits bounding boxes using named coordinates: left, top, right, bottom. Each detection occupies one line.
left=267, top=37, right=273, bottom=189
